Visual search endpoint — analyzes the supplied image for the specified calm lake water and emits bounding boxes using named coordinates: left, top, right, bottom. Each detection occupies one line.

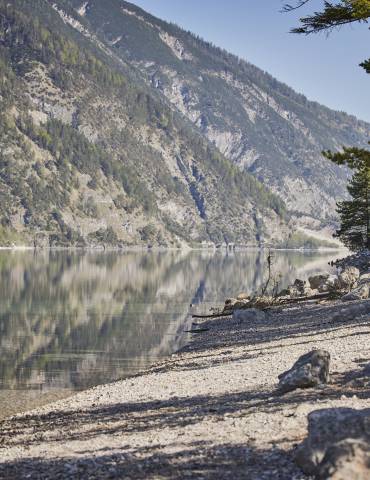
left=0, top=249, right=341, bottom=419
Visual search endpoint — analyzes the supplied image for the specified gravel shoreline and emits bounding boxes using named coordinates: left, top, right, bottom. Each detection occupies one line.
left=1, top=299, right=370, bottom=479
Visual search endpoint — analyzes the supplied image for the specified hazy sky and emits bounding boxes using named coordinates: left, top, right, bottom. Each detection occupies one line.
left=130, top=0, right=370, bottom=122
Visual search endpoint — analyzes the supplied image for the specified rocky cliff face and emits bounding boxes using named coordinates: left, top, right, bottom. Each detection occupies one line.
left=0, top=0, right=289, bottom=247
left=67, top=0, right=369, bottom=234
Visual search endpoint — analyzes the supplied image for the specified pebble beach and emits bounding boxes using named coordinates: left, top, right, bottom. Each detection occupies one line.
left=1, top=297, right=370, bottom=479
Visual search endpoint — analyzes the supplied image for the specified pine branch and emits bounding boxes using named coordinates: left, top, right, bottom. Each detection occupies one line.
left=360, top=58, right=370, bottom=73
left=289, top=1, right=370, bottom=34
left=281, top=1, right=311, bottom=13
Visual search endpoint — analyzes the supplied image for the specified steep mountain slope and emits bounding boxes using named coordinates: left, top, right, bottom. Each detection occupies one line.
left=0, top=0, right=289, bottom=247
left=65, top=0, right=369, bottom=233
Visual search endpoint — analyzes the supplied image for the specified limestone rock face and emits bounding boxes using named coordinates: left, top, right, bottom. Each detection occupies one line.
left=278, top=350, right=330, bottom=393
left=294, top=408, right=370, bottom=478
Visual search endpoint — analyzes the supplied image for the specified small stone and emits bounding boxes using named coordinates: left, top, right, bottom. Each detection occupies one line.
left=278, top=349, right=330, bottom=393
left=236, top=293, right=250, bottom=300
left=225, top=298, right=237, bottom=306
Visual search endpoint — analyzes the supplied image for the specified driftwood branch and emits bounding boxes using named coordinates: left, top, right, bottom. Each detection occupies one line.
left=192, top=312, right=232, bottom=319
left=191, top=291, right=340, bottom=320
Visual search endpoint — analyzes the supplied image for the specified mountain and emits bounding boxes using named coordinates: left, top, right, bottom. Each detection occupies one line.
left=0, top=0, right=368, bottom=248
left=63, top=0, right=369, bottom=233
left=0, top=0, right=290, bottom=248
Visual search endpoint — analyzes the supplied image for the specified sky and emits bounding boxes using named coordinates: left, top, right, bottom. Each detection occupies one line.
left=130, top=0, right=370, bottom=122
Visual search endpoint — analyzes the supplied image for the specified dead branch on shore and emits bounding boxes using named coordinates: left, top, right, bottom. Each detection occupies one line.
left=192, top=312, right=232, bottom=319
left=191, top=291, right=341, bottom=319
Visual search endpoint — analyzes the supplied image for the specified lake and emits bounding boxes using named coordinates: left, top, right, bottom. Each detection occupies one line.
left=0, top=249, right=341, bottom=419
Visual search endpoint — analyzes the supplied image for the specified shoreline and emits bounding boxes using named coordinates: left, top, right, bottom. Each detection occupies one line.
left=0, top=245, right=348, bottom=252
left=1, top=297, right=369, bottom=478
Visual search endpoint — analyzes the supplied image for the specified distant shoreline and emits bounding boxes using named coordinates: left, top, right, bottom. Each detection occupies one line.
left=0, top=245, right=348, bottom=253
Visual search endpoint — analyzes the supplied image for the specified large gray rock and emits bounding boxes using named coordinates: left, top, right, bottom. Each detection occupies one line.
left=233, top=308, right=266, bottom=323
left=318, top=439, right=370, bottom=480
left=308, top=273, right=330, bottom=290
left=338, top=266, right=360, bottom=290
left=295, top=408, right=370, bottom=478
left=278, top=350, right=330, bottom=393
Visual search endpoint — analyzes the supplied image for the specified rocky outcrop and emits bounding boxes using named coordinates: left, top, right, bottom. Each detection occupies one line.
left=295, top=408, right=370, bottom=479
left=278, top=350, right=330, bottom=393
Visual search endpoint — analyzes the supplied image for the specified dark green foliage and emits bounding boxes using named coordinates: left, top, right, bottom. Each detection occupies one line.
left=360, top=58, right=370, bottom=73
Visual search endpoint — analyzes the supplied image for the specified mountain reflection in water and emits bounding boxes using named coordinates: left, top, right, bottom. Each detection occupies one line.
left=0, top=249, right=339, bottom=418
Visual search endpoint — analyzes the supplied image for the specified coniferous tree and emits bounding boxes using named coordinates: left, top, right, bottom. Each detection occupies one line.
left=284, top=1, right=370, bottom=248
left=324, top=147, right=370, bottom=250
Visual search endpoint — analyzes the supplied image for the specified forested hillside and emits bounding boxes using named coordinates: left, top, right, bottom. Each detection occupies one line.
left=0, top=0, right=288, bottom=247
left=63, top=0, right=369, bottom=236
